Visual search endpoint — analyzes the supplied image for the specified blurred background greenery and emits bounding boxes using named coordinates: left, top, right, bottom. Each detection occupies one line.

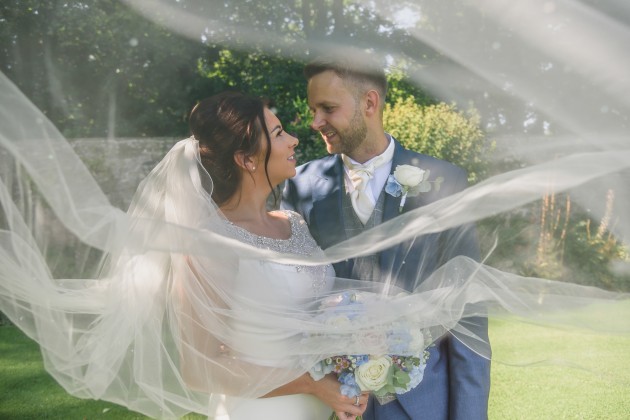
left=1, top=2, right=628, bottom=417
left=1, top=0, right=626, bottom=296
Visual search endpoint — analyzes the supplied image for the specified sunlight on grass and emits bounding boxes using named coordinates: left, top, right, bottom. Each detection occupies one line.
left=0, top=326, right=204, bottom=420
left=488, top=317, right=630, bottom=419
left=1, top=321, right=629, bottom=419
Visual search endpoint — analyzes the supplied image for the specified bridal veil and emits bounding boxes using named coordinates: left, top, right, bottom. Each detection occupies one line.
left=1, top=1, right=630, bottom=418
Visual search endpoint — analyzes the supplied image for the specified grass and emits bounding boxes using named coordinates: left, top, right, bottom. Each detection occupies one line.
left=488, top=318, right=630, bottom=419
left=0, top=326, right=150, bottom=420
left=1, top=320, right=629, bottom=419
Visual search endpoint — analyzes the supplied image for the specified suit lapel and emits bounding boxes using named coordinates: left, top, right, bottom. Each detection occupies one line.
left=380, top=141, right=409, bottom=277
left=311, top=156, right=355, bottom=278
left=311, top=155, right=348, bottom=249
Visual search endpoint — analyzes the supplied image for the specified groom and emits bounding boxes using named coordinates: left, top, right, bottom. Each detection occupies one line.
left=282, top=56, right=490, bottom=419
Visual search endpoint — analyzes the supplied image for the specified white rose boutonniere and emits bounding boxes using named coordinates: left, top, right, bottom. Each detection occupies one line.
left=385, top=165, right=444, bottom=212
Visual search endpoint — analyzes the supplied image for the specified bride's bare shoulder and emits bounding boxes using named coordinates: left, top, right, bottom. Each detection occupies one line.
left=271, top=209, right=303, bottom=222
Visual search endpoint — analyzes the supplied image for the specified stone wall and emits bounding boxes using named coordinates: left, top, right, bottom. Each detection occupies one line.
left=69, top=137, right=179, bottom=209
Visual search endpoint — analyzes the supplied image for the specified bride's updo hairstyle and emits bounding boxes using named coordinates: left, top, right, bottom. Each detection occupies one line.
left=189, top=91, right=273, bottom=206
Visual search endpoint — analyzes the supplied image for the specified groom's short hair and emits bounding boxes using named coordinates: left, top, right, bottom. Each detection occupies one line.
left=304, top=53, right=388, bottom=105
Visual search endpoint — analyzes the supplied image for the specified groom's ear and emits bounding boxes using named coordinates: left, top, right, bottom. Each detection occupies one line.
left=364, top=89, right=380, bottom=117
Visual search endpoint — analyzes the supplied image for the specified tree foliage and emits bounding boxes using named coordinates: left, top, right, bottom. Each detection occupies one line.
left=480, top=191, right=629, bottom=292
left=196, top=49, right=326, bottom=162
left=0, top=0, right=206, bottom=137
left=200, top=50, right=306, bottom=124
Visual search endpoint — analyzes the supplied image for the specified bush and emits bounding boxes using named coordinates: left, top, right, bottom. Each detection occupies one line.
left=383, top=97, right=493, bottom=183
left=564, top=219, right=630, bottom=292
left=478, top=190, right=630, bottom=293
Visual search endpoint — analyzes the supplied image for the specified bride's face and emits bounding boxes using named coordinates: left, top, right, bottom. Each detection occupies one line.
left=258, top=108, right=299, bottom=186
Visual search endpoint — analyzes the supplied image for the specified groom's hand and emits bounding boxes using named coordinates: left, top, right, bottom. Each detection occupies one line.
left=308, top=373, right=368, bottom=419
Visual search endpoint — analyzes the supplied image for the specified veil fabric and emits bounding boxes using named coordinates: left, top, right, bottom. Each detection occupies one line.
left=2, top=0, right=630, bottom=418
left=1, top=67, right=628, bottom=418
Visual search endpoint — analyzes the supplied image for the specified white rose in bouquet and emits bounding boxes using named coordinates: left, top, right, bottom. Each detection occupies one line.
left=355, top=355, right=393, bottom=391
left=352, top=329, right=389, bottom=355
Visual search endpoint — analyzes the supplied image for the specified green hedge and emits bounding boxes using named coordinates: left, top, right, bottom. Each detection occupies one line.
left=383, top=97, right=493, bottom=183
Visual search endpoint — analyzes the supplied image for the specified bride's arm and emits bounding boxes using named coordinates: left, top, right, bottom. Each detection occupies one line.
left=262, top=372, right=368, bottom=419
left=176, top=256, right=366, bottom=417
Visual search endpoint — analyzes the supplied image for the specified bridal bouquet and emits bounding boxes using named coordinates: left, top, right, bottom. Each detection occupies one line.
left=307, top=292, right=431, bottom=405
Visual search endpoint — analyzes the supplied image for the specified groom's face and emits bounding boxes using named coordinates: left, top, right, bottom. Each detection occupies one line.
left=307, top=70, right=367, bottom=156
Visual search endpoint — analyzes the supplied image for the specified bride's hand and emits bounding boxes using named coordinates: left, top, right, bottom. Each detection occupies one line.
left=335, top=392, right=370, bottom=420
left=309, top=373, right=368, bottom=419
left=335, top=393, right=370, bottom=420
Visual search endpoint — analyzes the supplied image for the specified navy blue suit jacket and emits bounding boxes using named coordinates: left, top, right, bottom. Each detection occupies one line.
left=282, top=139, right=490, bottom=420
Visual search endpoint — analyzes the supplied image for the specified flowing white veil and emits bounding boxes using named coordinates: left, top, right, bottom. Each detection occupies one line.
left=1, top=0, right=630, bottom=418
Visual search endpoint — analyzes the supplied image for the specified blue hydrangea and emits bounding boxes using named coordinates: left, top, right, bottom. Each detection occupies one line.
left=339, top=372, right=361, bottom=397
left=387, top=330, right=413, bottom=354
left=340, top=383, right=361, bottom=397
left=354, top=354, right=369, bottom=366
left=385, top=175, right=403, bottom=197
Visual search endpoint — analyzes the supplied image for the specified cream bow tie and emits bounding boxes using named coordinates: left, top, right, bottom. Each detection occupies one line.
left=343, top=156, right=386, bottom=224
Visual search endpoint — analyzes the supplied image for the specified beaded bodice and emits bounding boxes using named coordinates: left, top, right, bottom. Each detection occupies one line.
left=224, top=210, right=333, bottom=295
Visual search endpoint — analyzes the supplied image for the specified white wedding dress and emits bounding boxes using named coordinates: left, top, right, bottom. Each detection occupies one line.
left=212, top=209, right=335, bottom=420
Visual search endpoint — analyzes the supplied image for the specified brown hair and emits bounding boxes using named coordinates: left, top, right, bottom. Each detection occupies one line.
left=304, top=55, right=388, bottom=104
left=188, top=91, right=274, bottom=206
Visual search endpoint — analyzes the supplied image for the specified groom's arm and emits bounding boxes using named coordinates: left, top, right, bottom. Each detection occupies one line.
left=447, top=317, right=491, bottom=419
left=439, top=169, right=491, bottom=419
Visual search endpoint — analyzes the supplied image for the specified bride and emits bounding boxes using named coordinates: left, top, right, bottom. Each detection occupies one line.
left=178, top=91, right=368, bottom=419
left=0, top=86, right=375, bottom=419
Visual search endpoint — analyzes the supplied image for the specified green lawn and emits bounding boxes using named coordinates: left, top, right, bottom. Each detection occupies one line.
left=488, top=318, right=630, bottom=419
left=1, top=320, right=629, bottom=419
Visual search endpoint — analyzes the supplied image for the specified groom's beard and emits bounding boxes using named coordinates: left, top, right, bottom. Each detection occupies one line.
left=324, top=107, right=367, bottom=156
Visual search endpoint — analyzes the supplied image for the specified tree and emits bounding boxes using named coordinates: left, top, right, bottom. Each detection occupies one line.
left=1, top=0, right=207, bottom=137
